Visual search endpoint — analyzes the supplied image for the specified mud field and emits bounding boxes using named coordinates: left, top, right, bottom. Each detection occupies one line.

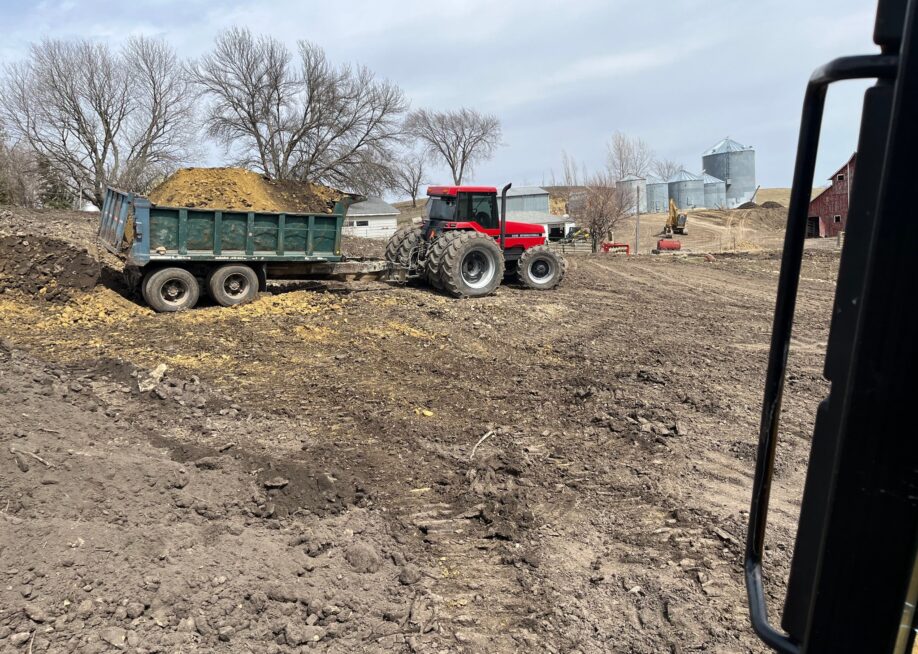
left=0, top=208, right=838, bottom=653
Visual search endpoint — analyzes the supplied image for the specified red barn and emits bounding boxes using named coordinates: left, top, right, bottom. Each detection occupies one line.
left=807, top=153, right=856, bottom=237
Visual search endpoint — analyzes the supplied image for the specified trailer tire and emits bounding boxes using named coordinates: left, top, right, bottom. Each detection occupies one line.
left=208, top=264, right=259, bottom=307
left=438, top=231, right=504, bottom=298
left=517, top=245, right=566, bottom=290
left=425, top=233, right=456, bottom=290
left=143, top=267, right=200, bottom=312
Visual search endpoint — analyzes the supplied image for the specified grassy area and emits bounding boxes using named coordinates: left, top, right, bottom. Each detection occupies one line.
left=755, top=187, right=825, bottom=206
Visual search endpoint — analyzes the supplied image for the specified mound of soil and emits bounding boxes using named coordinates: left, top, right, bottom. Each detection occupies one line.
left=341, top=235, right=386, bottom=259
left=148, top=168, right=344, bottom=214
left=0, top=235, right=100, bottom=301
left=738, top=201, right=758, bottom=209
left=761, top=200, right=784, bottom=209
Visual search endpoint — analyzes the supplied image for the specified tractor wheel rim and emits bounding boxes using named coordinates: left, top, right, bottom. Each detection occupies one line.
left=223, top=273, right=249, bottom=298
left=160, top=278, right=188, bottom=306
left=528, top=257, right=554, bottom=282
left=461, top=250, right=495, bottom=289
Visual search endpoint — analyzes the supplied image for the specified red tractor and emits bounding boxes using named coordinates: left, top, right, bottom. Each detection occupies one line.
left=385, top=184, right=567, bottom=297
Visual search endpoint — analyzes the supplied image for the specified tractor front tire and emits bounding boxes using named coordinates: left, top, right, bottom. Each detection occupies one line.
left=143, top=267, right=200, bottom=312
left=438, top=231, right=504, bottom=298
left=385, top=226, right=423, bottom=266
left=517, top=245, right=566, bottom=290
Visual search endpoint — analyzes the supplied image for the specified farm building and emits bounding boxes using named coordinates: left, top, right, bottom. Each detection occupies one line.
left=343, top=198, right=400, bottom=239
left=646, top=177, right=669, bottom=213
left=701, top=138, right=757, bottom=208
left=668, top=170, right=705, bottom=209
left=501, top=186, right=551, bottom=214
left=702, top=173, right=727, bottom=209
left=807, top=153, right=856, bottom=238
left=618, top=176, right=647, bottom=213
left=499, top=186, right=574, bottom=240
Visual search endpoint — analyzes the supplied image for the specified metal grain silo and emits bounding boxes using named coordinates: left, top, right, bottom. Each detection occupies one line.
left=702, top=173, right=727, bottom=209
left=701, top=138, right=756, bottom=207
left=645, top=177, right=669, bottom=213
left=618, top=175, right=647, bottom=213
left=667, top=170, right=704, bottom=209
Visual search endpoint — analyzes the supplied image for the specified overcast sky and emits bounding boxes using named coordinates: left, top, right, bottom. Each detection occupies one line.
left=1, top=0, right=879, bottom=193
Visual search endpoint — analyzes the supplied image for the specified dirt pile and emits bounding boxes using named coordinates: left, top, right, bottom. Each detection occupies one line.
left=0, top=235, right=100, bottom=301
left=148, top=168, right=344, bottom=214
left=761, top=200, right=784, bottom=209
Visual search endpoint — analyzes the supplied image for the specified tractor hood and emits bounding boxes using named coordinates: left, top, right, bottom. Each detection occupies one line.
left=503, top=220, right=547, bottom=236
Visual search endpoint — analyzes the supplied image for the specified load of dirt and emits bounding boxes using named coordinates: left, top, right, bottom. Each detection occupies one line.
left=0, top=235, right=100, bottom=301
left=761, top=200, right=784, bottom=209
left=148, top=167, right=344, bottom=214
left=738, top=201, right=758, bottom=209
left=341, top=235, right=386, bottom=259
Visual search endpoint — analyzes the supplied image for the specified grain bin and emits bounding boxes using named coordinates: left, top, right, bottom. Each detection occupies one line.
left=645, top=177, right=669, bottom=213
left=702, top=173, right=727, bottom=209
left=668, top=170, right=704, bottom=209
left=702, top=138, right=756, bottom=208
left=618, top=175, right=647, bottom=213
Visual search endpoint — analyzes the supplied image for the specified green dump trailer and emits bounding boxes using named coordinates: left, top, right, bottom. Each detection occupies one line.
left=98, top=187, right=394, bottom=312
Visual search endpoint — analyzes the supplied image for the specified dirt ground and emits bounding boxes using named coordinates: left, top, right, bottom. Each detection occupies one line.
left=0, top=206, right=838, bottom=652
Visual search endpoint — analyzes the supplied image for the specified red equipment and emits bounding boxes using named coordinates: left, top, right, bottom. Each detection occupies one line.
left=601, top=242, right=630, bottom=255
left=654, top=239, right=682, bottom=252
left=384, top=184, right=567, bottom=297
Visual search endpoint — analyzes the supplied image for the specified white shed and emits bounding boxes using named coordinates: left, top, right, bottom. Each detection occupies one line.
left=343, top=198, right=400, bottom=239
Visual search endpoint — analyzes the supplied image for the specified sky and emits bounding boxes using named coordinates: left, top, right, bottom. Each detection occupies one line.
left=0, top=0, right=880, bottom=194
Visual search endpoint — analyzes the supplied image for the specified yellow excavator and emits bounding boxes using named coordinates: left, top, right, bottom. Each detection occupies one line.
left=663, top=198, right=688, bottom=236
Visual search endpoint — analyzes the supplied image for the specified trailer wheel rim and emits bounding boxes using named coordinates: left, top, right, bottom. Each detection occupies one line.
left=461, top=249, right=496, bottom=289
left=528, top=256, right=554, bottom=283
left=223, top=272, right=250, bottom=299
left=159, top=277, right=191, bottom=306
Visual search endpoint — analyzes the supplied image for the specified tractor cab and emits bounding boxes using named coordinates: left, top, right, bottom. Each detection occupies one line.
left=423, top=186, right=547, bottom=252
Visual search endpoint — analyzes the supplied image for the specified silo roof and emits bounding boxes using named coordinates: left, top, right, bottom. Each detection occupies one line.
left=645, top=176, right=666, bottom=185
left=702, top=173, right=725, bottom=184
left=668, top=169, right=703, bottom=182
left=620, top=175, right=646, bottom=182
left=704, top=138, right=751, bottom=155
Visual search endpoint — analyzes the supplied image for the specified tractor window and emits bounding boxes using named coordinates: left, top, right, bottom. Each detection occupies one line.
left=469, top=194, right=498, bottom=229
left=426, top=196, right=456, bottom=221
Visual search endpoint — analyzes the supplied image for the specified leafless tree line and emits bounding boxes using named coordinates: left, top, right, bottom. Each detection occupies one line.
left=0, top=28, right=503, bottom=209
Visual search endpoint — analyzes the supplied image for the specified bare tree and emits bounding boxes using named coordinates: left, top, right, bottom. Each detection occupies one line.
left=569, top=169, right=629, bottom=252
left=0, top=37, right=195, bottom=208
left=405, top=108, right=501, bottom=185
left=190, top=28, right=407, bottom=192
left=606, top=131, right=654, bottom=181
left=652, top=158, right=683, bottom=181
left=391, top=148, right=427, bottom=207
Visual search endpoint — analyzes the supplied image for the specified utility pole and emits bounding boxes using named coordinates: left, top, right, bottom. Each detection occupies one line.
left=635, top=186, right=641, bottom=255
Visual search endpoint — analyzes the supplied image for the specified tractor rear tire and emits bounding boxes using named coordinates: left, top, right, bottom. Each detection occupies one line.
left=438, top=231, right=504, bottom=298
left=143, top=267, right=200, bottom=312
left=208, top=264, right=259, bottom=307
left=424, top=233, right=456, bottom=290
left=385, top=226, right=423, bottom=266
left=517, top=245, right=566, bottom=290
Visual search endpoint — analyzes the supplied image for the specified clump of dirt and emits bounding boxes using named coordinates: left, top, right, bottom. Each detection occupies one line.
left=0, top=235, right=100, bottom=301
left=148, top=167, right=344, bottom=214
left=761, top=200, right=784, bottom=209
